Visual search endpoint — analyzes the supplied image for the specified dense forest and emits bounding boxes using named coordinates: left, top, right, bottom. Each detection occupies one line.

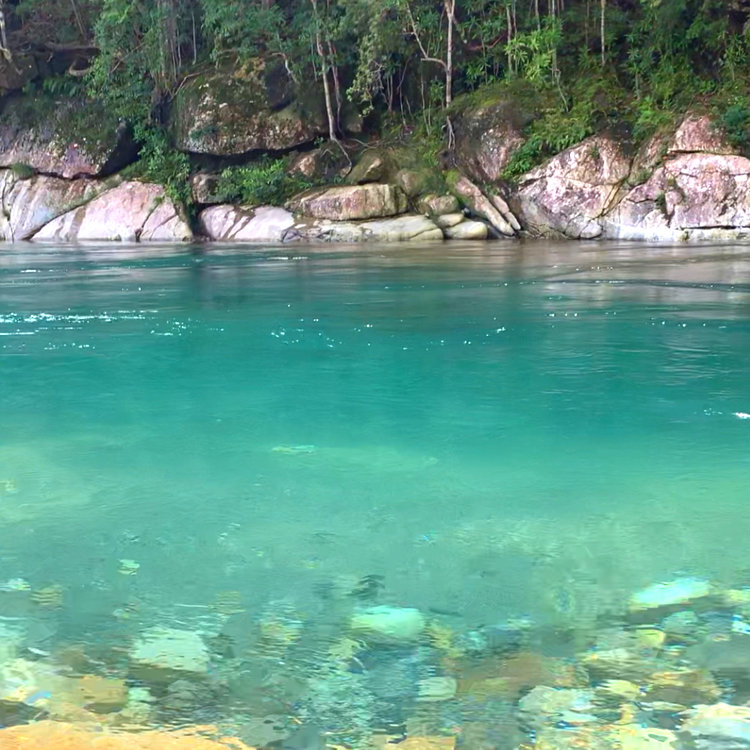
left=2, top=0, right=750, bottom=205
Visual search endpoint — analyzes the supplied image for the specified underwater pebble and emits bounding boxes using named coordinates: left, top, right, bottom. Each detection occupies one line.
left=350, top=605, right=426, bottom=642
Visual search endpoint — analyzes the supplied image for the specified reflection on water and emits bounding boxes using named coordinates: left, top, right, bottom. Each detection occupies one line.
left=1, top=240, right=750, bottom=748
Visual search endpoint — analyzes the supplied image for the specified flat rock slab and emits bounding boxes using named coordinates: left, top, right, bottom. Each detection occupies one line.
left=130, top=627, right=209, bottom=682
left=33, top=181, right=192, bottom=242
left=296, top=214, right=443, bottom=242
left=288, top=184, right=407, bottom=221
left=0, top=720, right=255, bottom=749
left=444, top=220, right=488, bottom=239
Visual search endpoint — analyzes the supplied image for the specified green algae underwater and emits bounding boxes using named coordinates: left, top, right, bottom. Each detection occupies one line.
left=1, top=240, right=750, bottom=746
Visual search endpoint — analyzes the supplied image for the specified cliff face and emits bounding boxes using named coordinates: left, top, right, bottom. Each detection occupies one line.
left=3, top=75, right=750, bottom=244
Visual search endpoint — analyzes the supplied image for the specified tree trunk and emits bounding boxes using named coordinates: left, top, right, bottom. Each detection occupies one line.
left=600, top=0, right=605, bottom=66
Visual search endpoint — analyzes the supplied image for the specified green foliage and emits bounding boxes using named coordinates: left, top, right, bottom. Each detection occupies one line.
left=215, top=159, right=314, bottom=206
left=716, top=97, right=750, bottom=150
left=502, top=102, right=595, bottom=180
left=11, top=163, right=35, bottom=180
left=132, top=128, right=192, bottom=209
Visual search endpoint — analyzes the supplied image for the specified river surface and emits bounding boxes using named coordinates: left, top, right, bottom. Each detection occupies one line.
left=1, top=240, right=749, bottom=741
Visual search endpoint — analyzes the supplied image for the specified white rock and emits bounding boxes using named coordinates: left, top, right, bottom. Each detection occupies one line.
left=630, top=577, right=713, bottom=612
left=444, top=220, right=489, bottom=239
left=33, top=181, right=192, bottom=242
left=129, top=627, right=209, bottom=680
left=199, top=205, right=295, bottom=241
left=303, top=214, right=443, bottom=242
left=350, top=605, right=426, bottom=641
left=435, top=213, right=465, bottom=229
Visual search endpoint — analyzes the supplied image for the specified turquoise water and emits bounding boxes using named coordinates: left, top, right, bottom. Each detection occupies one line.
left=1, top=240, right=750, bottom=739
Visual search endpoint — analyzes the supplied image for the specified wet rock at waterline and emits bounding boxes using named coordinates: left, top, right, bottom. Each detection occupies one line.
left=515, top=136, right=630, bottom=239
left=287, top=183, right=408, bottom=221
left=199, top=205, right=295, bottom=242
left=33, top=181, right=192, bottom=242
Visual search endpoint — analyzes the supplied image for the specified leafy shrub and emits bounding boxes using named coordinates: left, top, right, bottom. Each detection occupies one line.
left=130, top=127, right=192, bottom=208
left=216, top=159, right=313, bottom=206
left=718, top=100, right=750, bottom=150
left=11, top=163, right=34, bottom=180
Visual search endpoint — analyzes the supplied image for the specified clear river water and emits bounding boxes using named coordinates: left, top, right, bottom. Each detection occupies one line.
left=0, top=240, right=749, bottom=744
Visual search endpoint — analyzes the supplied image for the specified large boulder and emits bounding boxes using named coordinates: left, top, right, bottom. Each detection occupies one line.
left=0, top=95, right=135, bottom=179
left=33, top=181, right=192, bottom=242
left=604, top=153, right=750, bottom=240
left=0, top=170, right=104, bottom=240
left=515, top=136, right=630, bottom=238
left=171, top=63, right=327, bottom=155
left=288, top=184, right=407, bottom=221
left=667, top=113, right=737, bottom=156
left=452, top=97, right=526, bottom=183
left=199, top=205, right=295, bottom=241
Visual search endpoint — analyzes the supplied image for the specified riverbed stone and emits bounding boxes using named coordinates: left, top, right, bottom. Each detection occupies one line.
left=129, top=627, right=210, bottom=683
left=171, top=63, right=326, bottom=155
left=516, top=136, right=630, bottom=238
left=199, top=205, right=295, bottom=241
left=288, top=184, right=407, bottom=220
left=443, top=220, right=488, bottom=240
left=350, top=605, right=426, bottom=642
left=0, top=720, right=256, bottom=749
left=643, top=669, right=721, bottom=706
left=628, top=577, right=714, bottom=619
left=518, top=685, right=597, bottom=729
left=33, top=181, right=192, bottom=242
left=680, top=702, right=750, bottom=748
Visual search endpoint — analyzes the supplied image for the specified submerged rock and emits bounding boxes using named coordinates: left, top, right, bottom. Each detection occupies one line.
left=629, top=577, right=713, bottom=618
left=0, top=720, right=256, bottom=748
left=350, top=605, right=426, bottom=642
left=680, top=702, right=750, bottom=749
left=129, top=627, right=210, bottom=683
left=33, top=181, right=192, bottom=242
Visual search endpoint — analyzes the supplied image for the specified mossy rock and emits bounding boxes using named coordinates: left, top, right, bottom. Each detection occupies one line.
left=171, top=62, right=327, bottom=156
left=0, top=93, right=135, bottom=179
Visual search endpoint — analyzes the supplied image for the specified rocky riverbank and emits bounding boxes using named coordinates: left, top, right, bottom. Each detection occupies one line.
left=2, top=71, right=750, bottom=245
